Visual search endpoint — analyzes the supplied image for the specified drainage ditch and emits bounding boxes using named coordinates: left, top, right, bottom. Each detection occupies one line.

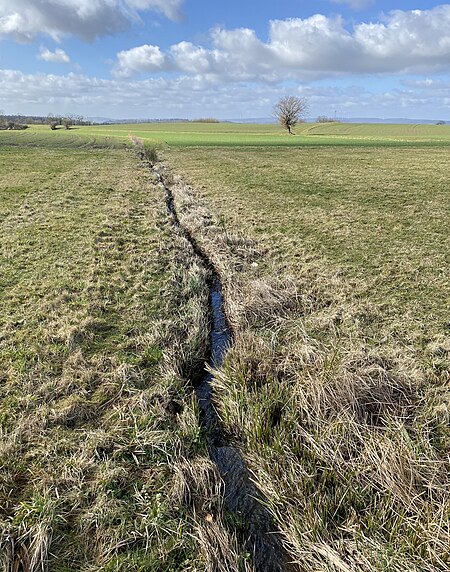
left=152, top=164, right=295, bottom=572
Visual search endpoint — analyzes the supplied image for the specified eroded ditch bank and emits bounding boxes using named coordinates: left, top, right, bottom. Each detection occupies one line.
left=151, top=162, right=296, bottom=572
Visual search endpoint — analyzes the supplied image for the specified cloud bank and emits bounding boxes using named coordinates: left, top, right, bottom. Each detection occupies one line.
left=1, top=68, right=449, bottom=119
left=114, top=6, right=450, bottom=79
left=0, top=0, right=184, bottom=42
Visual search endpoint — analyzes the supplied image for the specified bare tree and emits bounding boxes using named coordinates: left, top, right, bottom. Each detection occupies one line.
left=274, top=96, right=309, bottom=134
left=316, top=115, right=339, bottom=123
left=47, top=113, right=60, bottom=130
left=62, top=116, right=73, bottom=130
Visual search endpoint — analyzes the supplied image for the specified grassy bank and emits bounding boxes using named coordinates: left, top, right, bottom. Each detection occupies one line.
left=0, top=137, right=249, bottom=571
left=162, top=142, right=449, bottom=571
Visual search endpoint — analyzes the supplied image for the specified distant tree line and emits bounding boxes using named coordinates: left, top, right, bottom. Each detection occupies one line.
left=316, top=115, right=341, bottom=123
left=47, top=113, right=90, bottom=130
left=0, top=112, right=95, bottom=130
left=0, top=111, right=28, bottom=130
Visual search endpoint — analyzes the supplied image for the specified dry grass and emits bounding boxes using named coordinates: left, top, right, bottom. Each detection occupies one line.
left=0, top=140, right=249, bottom=571
left=159, top=146, right=449, bottom=571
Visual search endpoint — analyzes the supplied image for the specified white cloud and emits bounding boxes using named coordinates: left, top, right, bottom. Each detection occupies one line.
left=114, top=44, right=167, bottom=77
left=0, top=68, right=282, bottom=118
left=1, top=68, right=449, bottom=120
left=0, top=0, right=184, bottom=42
left=354, top=7, right=450, bottom=67
left=38, top=46, right=70, bottom=63
left=113, top=6, right=450, bottom=79
left=170, top=42, right=212, bottom=74
left=168, top=29, right=278, bottom=82
left=268, top=16, right=359, bottom=73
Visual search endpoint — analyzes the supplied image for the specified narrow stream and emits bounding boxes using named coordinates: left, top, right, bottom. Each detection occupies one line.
left=154, top=166, right=295, bottom=572
left=195, top=277, right=231, bottom=448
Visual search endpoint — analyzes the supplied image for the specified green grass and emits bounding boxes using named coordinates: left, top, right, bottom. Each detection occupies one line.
left=82, top=121, right=450, bottom=147
left=2, top=123, right=449, bottom=571
left=0, top=136, right=251, bottom=571
left=0, top=127, right=125, bottom=149
left=159, top=135, right=449, bottom=571
left=165, top=145, right=450, bottom=338
left=10, top=121, right=450, bottom=148
left=306, top=121, right=450, bottom=141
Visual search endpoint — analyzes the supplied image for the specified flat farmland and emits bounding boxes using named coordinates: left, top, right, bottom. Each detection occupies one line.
left=83, top=121, right=450, bottom=146
left=163, top=135, right=449, bottom=570
left=6, top=121, right=450, bottom=147
left=0, top=135, right=241, bottom=571
left=1, top=125, right=449, bottom=571
left=166, top=144, right=450, bottom=336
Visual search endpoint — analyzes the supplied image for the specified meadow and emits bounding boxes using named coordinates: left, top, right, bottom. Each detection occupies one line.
left=163, top=135, right=449, bottom=570
left=4, top=120, right=450, bottom=147
left=0, top=134, right=251, bottom=571
left=1, top=123, right=449, bottom=571
left=82, top=120, right=450, bottom=146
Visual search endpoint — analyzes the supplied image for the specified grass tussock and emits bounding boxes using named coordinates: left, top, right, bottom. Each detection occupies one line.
left=0, top=142, right=248, bottom=571
left=158, top=156, right=450, bottom=572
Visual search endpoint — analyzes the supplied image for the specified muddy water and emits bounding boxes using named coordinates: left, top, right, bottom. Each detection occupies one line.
left=154, top=167, right=295, bottom=572
left=195, top=277, right=230, bottom=448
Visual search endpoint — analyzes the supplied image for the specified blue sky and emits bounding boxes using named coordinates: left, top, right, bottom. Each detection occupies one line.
left=1, top=0, right=450, bottom=119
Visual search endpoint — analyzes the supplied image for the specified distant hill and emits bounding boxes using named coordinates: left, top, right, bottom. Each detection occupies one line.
left=226, top=117, right=448, bottom=125
left=85, top=116, right=448, bottom=125
left=338, top=117, right=448, bottom=124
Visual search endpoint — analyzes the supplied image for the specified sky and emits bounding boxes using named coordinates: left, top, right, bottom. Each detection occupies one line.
left=1, top=0, right=450, bottom=120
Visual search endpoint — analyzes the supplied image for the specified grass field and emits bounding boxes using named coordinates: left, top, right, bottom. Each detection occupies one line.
left=166, top=145, right=450, bottom=335
left=158, top=124, right=449, bottom=571
left=5, top=121, right=450, bottom=148
left=1, top=124, right=449, bottom=571
left=0, top=134, right=254, bottom=571
left=83, top=121, right=450, bottom=146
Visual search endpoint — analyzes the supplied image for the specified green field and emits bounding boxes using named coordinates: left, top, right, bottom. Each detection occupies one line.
left=4, top=121, right=450, bottom=148
left=0, top=135, right=251, bottom=571
left=159, top=125, right=449, bottom=571
left=82, top=121, right=450, bottom=146
left=1, top=124, right=449, bottom=571
left=167, top=145, right=450, bottom=335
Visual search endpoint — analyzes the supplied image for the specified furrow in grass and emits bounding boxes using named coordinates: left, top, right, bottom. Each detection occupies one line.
left=0, top=140, right=251, bottom=571
left=137, top=147, right=297, bottom=572
left=157, top=148, right=449, bottom=572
